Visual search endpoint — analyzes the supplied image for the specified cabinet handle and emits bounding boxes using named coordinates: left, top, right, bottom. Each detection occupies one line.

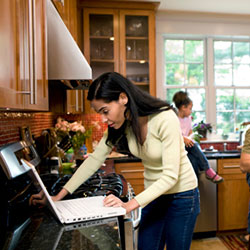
left=121, top=170, right=144, bottom=173
left=28, top=0, right=34, bottom=104
left=32, top=0, right=37, bottom=105
left=223, top=165, right=240, bottom=169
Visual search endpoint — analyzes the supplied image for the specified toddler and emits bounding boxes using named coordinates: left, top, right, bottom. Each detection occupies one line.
left=173, top=91, right=223, bottom=183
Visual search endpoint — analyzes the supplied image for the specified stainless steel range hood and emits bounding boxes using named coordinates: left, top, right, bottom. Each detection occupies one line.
left=46, top=0, right=92, bottom=89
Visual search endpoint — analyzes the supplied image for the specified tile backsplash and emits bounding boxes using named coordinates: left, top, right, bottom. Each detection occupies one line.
left=0, top=112, right=106, bottom=147
left=0, top=112, right=239, bottom=153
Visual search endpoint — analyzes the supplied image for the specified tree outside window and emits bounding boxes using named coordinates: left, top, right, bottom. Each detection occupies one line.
left=164, top=37, right=250, bottom=135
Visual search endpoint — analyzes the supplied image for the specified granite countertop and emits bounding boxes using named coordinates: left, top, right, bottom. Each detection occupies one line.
left=8, top=209, right=122, bottom=250
left=112, top=151, right=241, bottom=164
left=203, top=150, right=241, bottom=159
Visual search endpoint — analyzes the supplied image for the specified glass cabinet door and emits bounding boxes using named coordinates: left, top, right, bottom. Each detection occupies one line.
left=120, top=10, right=155, bottom=94
left=84, top=9, right=119, bottom=80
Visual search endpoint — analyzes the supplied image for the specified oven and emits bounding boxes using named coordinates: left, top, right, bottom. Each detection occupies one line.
left=122, top=183, right=141, bottom=250
left=0, top=141, right=141, bottom=250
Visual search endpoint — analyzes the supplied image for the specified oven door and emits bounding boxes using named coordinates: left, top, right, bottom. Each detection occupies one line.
left=123, top=207, right=141, bottom=250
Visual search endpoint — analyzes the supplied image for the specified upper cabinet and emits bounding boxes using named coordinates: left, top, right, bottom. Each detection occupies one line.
left=82, top=1, right=157, bottom=96
left=0, top=0, right=48, bottom=111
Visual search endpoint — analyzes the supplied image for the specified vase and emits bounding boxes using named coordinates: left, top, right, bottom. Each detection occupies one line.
left=198, top=129, right=207, bottom=140
left=73, top=144, right=87, bottom=160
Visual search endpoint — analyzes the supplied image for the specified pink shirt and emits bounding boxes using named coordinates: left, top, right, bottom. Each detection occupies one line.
left=178, top=116, right=192, bottom=136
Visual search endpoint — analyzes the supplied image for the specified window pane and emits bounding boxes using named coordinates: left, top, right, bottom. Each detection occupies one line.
left=235, top=89, right=250, bottom=110
left=186, top=64, right=204, bottom=86
left=192, top=112, right=206, bottom=124
left=236, top=111, right=250, bottom=128
left=187, top=89, right=205, bottom=111
left=216, top=89, right=234, bottom=110
left=214, top=64, right=232, bottom=86
left=165, top=40, right=184, bottom=62
left=166, top=64, right=184, bottom=85
left=217, top=112, right=234, bottom=134
left=214, top=41, right=232, bottom=64
left=233, top=42, right=250, bottom=63
left=185, top=40, right=203, bottom=63
left=234, top=64, right=250, bottom=86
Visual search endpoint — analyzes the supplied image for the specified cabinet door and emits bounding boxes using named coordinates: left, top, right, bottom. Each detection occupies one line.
left=218, top=173, right=249, bottom=230
left=66, top=90, right=84, bottom=114
left=217, top=158, right=250, bottom=231
left=115, top=162, right=144, bottom=195
left=120, top=10, right=156, bottom=96
left=83, top=8, right=119, bottom=80
left=25, top=0, right=48, bottom=111
left=0, top=0, right=23, bottom=109
left=0, top=0, right=48, bottom=111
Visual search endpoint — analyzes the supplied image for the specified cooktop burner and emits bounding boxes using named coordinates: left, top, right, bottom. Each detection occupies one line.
left=49, top=172, right=125, bottom=199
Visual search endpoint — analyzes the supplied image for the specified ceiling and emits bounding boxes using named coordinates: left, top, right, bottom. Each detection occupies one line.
left=156, top=0, right=250, bottom=15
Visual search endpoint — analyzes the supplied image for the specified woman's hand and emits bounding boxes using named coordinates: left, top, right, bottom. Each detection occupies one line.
left=29, top=190, right=47, bottom=206
left=103, top=194, right=140, bottom=213
left=29, top=188, right=69, bottom=206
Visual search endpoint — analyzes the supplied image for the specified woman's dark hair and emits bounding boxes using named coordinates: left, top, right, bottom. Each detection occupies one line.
left=87, top=72, right=172, bottom=147
left=172, top=91, right=192, bottom=109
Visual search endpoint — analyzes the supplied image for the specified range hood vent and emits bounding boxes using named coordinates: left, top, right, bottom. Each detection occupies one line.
left=46, top=0, right=92, bottom=88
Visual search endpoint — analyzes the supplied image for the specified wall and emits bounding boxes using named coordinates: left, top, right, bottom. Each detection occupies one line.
left=0, top=112, right=106, bottom=148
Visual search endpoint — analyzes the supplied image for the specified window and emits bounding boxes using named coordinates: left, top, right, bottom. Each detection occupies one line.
left=164, top=37, right=250, bottom=135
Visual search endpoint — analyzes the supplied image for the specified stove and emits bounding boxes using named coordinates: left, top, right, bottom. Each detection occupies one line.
left=0, top=140, right=133, bottom=250
left=49, top=172, right=125, bottom=199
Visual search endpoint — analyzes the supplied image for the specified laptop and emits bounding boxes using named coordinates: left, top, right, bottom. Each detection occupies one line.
left=21, top=159, right=126, bottom=224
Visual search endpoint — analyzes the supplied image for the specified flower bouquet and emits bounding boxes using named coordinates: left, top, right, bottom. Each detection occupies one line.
left=55, top=117, right=92, bottom=157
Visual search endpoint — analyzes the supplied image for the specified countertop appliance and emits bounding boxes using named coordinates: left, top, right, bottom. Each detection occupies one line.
left=0, top=141, right=140, bottom=250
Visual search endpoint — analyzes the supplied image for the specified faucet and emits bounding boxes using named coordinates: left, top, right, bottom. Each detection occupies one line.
left=223, top=142, right=227, bottom=151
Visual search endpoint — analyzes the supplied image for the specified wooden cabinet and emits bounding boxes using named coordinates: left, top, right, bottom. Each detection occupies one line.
left=114, top=162, right=144, bottom=195
left=0, top=0, right=48, bottom=111
left=66, top=90, right=84, bottom=114
left=82, top=1, right=157, bottom=99
left=217, top=158, right=250, bottom=231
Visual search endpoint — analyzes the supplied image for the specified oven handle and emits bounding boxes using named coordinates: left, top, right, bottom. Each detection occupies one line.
left=132, top=207, right=141, bottom=228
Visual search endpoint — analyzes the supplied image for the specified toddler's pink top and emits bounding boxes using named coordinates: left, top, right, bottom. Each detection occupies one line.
left=178, top=116, right=192, bottom=136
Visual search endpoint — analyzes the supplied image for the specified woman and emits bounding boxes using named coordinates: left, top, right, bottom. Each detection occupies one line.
left=31, top=72, right=200, bottom=250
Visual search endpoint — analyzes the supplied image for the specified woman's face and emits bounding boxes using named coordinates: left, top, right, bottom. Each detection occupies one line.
left=91, top=93, right=128, bottom=129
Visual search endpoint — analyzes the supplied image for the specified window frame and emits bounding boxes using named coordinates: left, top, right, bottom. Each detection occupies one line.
left=162, top=35, right=250, bottom=134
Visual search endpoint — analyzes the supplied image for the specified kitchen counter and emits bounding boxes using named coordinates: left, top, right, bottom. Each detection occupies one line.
left=7, top=208, right=122, bottom=250
left=112, top=150, right=241, bottom=164
left=203, top=150, right=241, bottom=159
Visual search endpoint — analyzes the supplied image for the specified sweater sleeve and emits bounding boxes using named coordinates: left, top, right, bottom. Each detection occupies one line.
left=134, top=110, right=184, bottom=207
left=63, top=131, right=112, bottom=194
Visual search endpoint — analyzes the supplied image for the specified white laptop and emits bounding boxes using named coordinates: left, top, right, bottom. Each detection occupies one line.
left=21, top=159, right=126, bottom=224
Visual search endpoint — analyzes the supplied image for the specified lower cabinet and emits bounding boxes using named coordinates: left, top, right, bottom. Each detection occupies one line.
left=217, top=158, right=250, bottom=231
left=114, top=162, right=144, bottom=195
